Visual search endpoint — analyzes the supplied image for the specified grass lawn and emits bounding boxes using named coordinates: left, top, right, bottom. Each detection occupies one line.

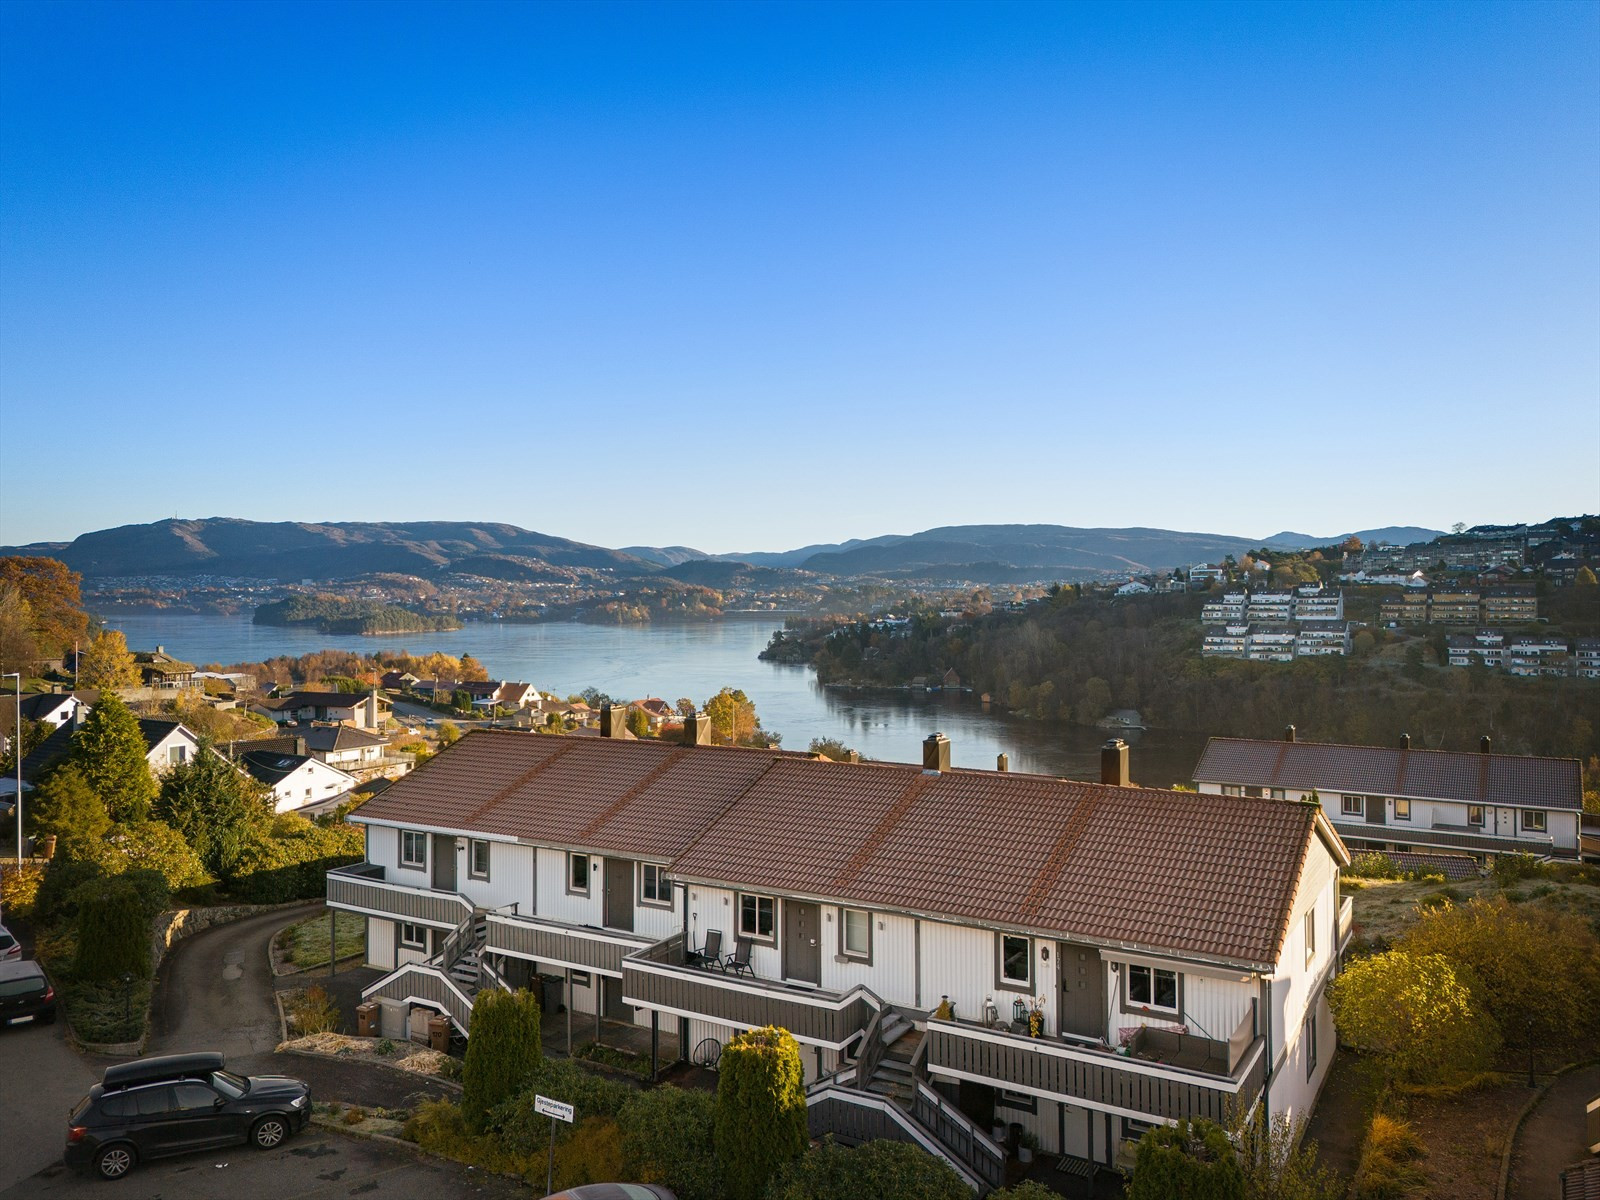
left=1347, top=874, right=1600, bottom=946
left=277, top=911, right=365, bottom=969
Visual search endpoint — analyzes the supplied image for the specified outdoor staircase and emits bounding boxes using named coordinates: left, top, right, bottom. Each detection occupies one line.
left=447, top=913, right=490, bottom=994
left=862, top=1009, right=921, bottom=1104
left=361, top=908, right=496, bottom=1037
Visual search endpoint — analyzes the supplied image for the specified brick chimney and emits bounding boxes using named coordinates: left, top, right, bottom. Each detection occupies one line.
left=1399, top=733, right=1411, bottom=750
left=1101, top=738, right=1130, bottom=787
left=600, top=704, right=629, bottom=738
left=923, top=733, right=951, bottom=774
left=1480, top=735, right=1492, bottom=754
left=1283, top=724, right=1296, bottom=743
left=683, top=711, right=710, bottom=746
left=845, top=750, right=860, bottom=763
left=996, top=753, right=1009, bottom=773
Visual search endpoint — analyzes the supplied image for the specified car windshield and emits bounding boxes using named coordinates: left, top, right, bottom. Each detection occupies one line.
left=210, top=1071, right=248, bottom=1099
left=0, top=976, right=43, bottom=997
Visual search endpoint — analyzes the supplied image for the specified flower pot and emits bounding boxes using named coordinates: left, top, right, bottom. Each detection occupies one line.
left=1019, top=1146, right=1034, bottom=1164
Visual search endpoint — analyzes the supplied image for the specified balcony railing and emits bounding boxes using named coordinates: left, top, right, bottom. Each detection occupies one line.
left=923, top=1012, right=1265, bottom=1125
left=485, top=912, right=656, bottom=977
left=622, top=933, right=880, bottom=1049
left=326, top=861, right=472, bottom=928
left=1338, top=895, right=1354, bottom=953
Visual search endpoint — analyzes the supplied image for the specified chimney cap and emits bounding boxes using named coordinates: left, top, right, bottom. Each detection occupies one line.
left=1283, top=724, right=1296, bottom=743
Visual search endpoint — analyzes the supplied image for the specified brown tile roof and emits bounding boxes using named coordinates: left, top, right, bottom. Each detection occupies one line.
left=1193, top=738, right=1582, bottom=811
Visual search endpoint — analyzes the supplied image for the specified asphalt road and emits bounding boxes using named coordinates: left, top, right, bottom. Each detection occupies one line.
left=0, top=1003, right=98, bottom=1192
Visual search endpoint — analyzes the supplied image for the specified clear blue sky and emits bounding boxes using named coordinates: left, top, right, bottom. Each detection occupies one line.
left=2, top=0, right=1596, bottom=553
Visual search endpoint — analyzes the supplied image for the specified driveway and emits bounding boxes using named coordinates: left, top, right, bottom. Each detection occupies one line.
left=0, top=1012, right=97, bottom=1192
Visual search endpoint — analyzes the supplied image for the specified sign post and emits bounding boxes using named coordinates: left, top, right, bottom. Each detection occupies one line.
left=534, top=1094, right=574, bottom=1195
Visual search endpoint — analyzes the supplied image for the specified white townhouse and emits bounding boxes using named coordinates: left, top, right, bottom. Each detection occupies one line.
left=1193, top=732, right=1583, bottom=860
left=327, top=719, right=1351, bottom=1188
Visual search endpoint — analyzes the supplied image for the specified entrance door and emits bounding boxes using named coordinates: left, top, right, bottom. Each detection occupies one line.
left=1365, top=796, right=1386, bottom=825
left=431, top=834, right=457, bottom=890
left=783, top=900, right=821, bottom=985
left=1057, top=942, right=1106, bottom=1038
left=601, top=976, right=630, bottom=1021
left=604, top=858, right=634, bottom=931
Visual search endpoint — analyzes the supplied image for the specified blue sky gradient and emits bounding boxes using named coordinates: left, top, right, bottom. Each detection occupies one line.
left=2, top=0, right=1596, bottom=552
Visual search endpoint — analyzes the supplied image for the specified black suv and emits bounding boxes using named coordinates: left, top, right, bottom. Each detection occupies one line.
left=65, top=1052, right=311, bottom=1180
left=0, top=958, right=57, bottom=1026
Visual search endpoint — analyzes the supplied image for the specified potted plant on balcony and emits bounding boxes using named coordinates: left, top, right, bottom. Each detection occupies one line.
left=1027, top=995, right=1046, bottom=1038
left=1018, top=1130, right=1041, bottom=1164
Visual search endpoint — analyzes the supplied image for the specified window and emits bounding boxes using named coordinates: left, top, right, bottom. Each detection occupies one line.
left=995, top=1089, right=1037, bottom=1114
left=841, top=908, right=871, bottom=961
left=1270, top=788, right=1286, bottom=801
left=399, top=922, right=427, bottom=950
left=400, top=829, right=427, bottom=869
left=1394, top=798, right=1411, bottom=821
left=1305, top=1014, right=1318, bottom=1079
left=1341, top=796, right=1363, bottom=817
left=640, top=863, right=673, bottom=907
left=1467, top=805, right=1486, bottom=827
left=1522, top=810, right=1547, bottom=832
left=738, top=893, right=776, bottom=941
left=567, top=853, right=590, bottom=895
left=997, top=933, right=1032, bottom=991
left=571, top=971, right=591, bottom=988
left=1126, top=963, right=1179, bottom=1012
left=1304, top=909, right=1317, bottom=964
left=1244, top=786, right=1264, bottom=798
left=135, top=1087, right=174, bottom=1116
left=1222, top=785, right=1243, bottom=797
left=1122, top=1116, right=1156, bottom=1143
left=469, top=840, right=490, bottom=879
left=173, top=1083, right=218, bottom=1112
left=169, top=745, right=186, bottom=766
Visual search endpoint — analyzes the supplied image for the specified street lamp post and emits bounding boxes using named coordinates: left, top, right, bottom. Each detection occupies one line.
left=3, top=673, right=20, bottom=866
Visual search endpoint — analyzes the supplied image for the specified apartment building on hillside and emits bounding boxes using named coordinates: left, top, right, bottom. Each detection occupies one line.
left=326, top=719, right=1351, bottom=1184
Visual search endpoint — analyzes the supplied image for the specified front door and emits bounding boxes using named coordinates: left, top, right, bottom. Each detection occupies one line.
left=1365, top=796, right=1386, bottom=825
left=1057, top=942, right=1105, bottom=1038
left=431, top=834, right=457, bottom=890
left=604, top=858, right=634, bottom=931
left=783, top=900, right=821, bottom=985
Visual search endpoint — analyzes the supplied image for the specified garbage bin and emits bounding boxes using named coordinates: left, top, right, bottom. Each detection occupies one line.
left=540, top=974, right=565, bottom=1014
left=427, top=1015, right=450, bottom=1052
left=356, top=1002, right=380, bottom=1037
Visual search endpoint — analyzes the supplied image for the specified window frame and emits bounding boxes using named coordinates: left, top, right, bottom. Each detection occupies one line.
left=1305, top=1014, right=1318, bottom=1079
left=399, top=829, right=427, bottom=870
left=1122, top=962, right=1181, bottom=1016
left=468, top=839, right=491, bottom=880
left=1393, top=798, right=1411, bottom=821
left=399, top=922, right=427, bottom=950
left=995, top=1089, right=1037, bottom=1114
left=567, top=852, right=591, bottom=896
left=1340, top=795, right=1363, bottom=817
left=839, top=907, right=872, bottom=964
left=1521, top=809, right=1547, bottom=832
left=737, top=893, right=776, bottom=943
left=995, top=932, right=1033, bottom=993
left=1467, top=805, right=1486, bottom=827
left=1304, top=908, right=1317, bottom=965
left=639, top=863, right=674, bottom=908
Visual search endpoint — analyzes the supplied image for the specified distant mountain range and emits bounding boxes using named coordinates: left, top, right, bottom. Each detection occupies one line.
left=0, top=517, right=1448, bottom=585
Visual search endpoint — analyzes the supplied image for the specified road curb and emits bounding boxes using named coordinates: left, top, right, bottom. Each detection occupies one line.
left=1496, top=1056, right=1600, bottom=1200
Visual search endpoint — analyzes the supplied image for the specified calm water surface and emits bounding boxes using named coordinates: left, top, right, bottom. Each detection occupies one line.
left=102, top=612, right=1207, bottom=786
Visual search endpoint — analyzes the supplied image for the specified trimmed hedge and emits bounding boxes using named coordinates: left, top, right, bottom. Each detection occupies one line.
left=715, top=1026, right=808, bottom=1200
left=75, top=877, right=152, bottom=981
left=461, top=987, right=542, bottom=1133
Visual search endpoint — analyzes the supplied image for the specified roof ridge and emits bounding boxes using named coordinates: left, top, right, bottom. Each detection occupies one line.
left=1018, top=783, right=1102, bottom=923
left=828, top=769, right=936, bottom=893
left=461, top=735, right=575, bottom=826
left=1207, top=734, right=1579, bottom=766
left=577, top=745, right=689, bottom=841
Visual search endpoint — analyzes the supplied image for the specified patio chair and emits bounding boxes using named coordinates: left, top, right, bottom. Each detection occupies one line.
left=688, top=929, right=723, bottom=968
left=721, top=938, right=754, bottom=977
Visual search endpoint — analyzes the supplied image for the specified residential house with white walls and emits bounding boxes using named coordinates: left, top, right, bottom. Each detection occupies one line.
left=237, top=745, right=358, bottom=815
left=1193, top=731, right=1583, bottom=859
left=327, top=714, right=1351, bottom=1187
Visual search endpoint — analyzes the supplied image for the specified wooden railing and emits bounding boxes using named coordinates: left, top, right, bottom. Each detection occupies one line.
left=326, top=862, right=472, bottom=927
left=485, top=912, right=656, bottom=977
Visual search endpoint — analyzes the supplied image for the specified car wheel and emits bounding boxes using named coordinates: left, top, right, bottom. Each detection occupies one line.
left=94, top=1144, right=136, bottom=1181
left=251, top=1116, right=289, bottom=1149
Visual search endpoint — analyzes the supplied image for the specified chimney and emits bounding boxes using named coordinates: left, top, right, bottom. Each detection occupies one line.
left=1100, top=738, right=1130, bottom=787
left=996, top=753, right=1009, bottom=772
left=1480, top=735, right=1492, bottom=754
left=923, top=733, right=951, bottom=774
left=155, top=645, right=164, bottom=655
left=294, top=737, right=307, bottom=757
left=600, top=704, right=629, bottom=738
left=682, top=711, right=711, bottom=746
left=1399, top=733, right=1411, bottom=750
left=1283, top=724, right=1296, bottom=743
left=845, top=750, right=860, bottom=764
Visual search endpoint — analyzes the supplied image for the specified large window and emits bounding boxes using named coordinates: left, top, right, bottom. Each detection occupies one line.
left=841, top=908, right=871, bottom=962
left=469, top=840, right=490, bottom=880
left=738, top=894, right=775, bottom=942
left=567, top=853, right=590, bottom=895
left=400, top=830, right=427, bottom=869
left=1126, top=963, right=1179, bottom=1013
left=1522, top=810, right=1547, bottom=832
left=997, top=933, right=1032, bottom=991
left=640, top=863, right=673, bottom=907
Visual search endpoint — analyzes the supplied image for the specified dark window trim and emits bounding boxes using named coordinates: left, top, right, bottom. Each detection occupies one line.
left=1393, top=798, right=1411, bottom=821
left=638, top=863, right=674, bottom=909
left=399, top=829, right=427, bottom=871
left=1304, top=908, right=1317, bottom=964
left=838, top=907, right=873, bottom=965
left=571, top=970, right=591, bottom=988
left=1340, top=795, right=1363, bottom=817
left=566, top=852, right=591, bottom=896
left=1119, top=962, right=1183, bottom=1017
left=468, top=839, right=491, bottom=880
left=399, top=921, right=427, bottom=950
left=995, top=1089, right=1037, bottom=1114
left=1522, top=809, right=1546, bottom=832
left=1305, top=1014, right=1318, bottom=1079
left=995, top=932, right=1033, bottom=993
left=1467, top=805, right=1486, bottom=827
left=736, top=892, right=777, bottom=944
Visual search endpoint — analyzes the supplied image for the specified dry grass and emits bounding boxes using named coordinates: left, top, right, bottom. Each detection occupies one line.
left=279, top=1032, right=459, bottom=1080
left=1350, top=876, right=1600, bottom=946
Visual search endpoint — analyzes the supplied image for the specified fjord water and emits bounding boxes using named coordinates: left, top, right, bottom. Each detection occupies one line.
left=102, top=612, right=1206, bottom=786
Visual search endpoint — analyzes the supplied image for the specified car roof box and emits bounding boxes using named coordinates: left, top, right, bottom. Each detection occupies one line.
left=102, top=1052, right=225, bottom=1092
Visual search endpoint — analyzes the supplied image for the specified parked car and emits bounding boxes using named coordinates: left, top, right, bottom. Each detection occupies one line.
left=0, top=922, right=20, bottom=960
left=0, top=958, right=56, bottom=1026
left=64, top=1052, right=311, bottom=1180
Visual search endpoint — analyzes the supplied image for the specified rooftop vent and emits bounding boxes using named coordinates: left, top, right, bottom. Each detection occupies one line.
left=923, top=733, right=951, bottom=774
left=1101, top=738, right=1130, bottom=787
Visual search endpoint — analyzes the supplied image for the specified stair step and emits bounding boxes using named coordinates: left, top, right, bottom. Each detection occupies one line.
left=875, top=1061, right=913, bottom=1077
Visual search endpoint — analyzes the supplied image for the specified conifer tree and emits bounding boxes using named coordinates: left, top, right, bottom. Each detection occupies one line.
left=69, top=692, right=157, bottom=823
left=461, top=987, right=543, bottom=1132
left=29, top=764, right=110, bottom=856
left=714, top=1025, right=808, bottom=1200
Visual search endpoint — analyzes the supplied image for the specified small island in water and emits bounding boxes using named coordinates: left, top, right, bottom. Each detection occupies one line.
left=253, top=594, right=462, bottom=635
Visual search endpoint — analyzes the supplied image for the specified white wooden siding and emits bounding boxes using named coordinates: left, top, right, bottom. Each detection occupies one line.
left=537, top=849, right=606, bottom=925
left=367, top=917, right=395, bottom=971
left=457, top=841, right=536, bottom=913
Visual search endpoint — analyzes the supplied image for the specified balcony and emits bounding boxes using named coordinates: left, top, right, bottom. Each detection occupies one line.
left=485, top=912, right=655, bottom=977
left=326, top=862, right=471, bottom=928
left=923, top=1011, right=1265, bottom=1125
left=622, top=933, right=879, bottom=1049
